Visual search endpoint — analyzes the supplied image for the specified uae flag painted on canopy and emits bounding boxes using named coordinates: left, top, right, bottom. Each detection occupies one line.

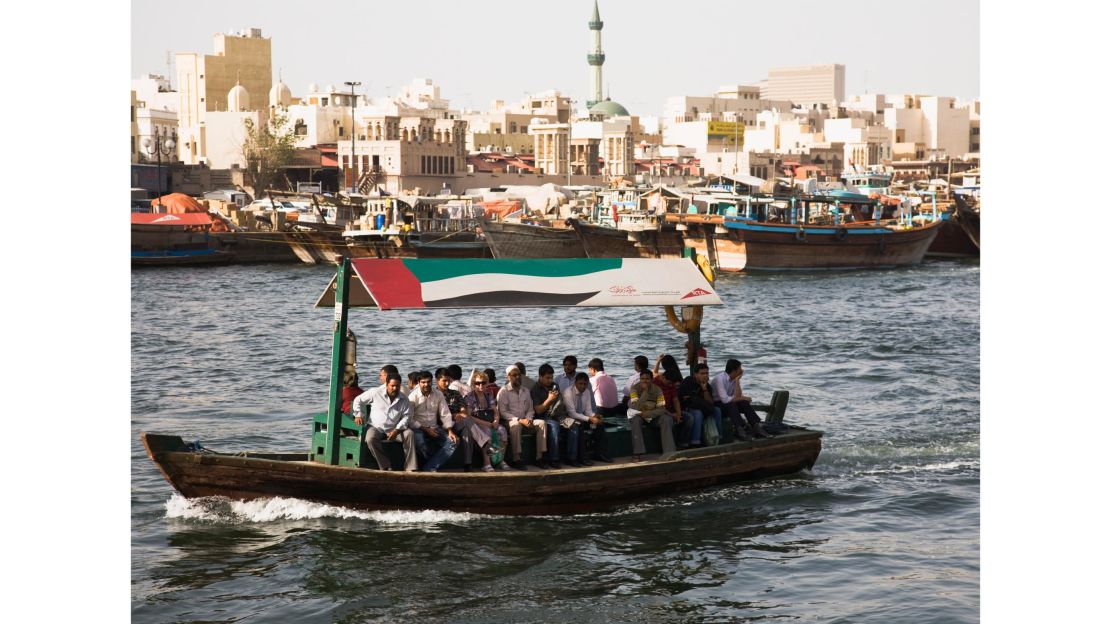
left=317, top=258, right=722, bottom=310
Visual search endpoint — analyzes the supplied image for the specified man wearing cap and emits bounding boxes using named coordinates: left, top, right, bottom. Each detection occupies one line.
left=497, top=364, right=545, bottom=470
left=351, top=372, right=417, bottom=471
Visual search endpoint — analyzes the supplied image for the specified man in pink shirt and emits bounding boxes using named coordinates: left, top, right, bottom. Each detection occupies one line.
left=587, top=358, right=620, bottom=418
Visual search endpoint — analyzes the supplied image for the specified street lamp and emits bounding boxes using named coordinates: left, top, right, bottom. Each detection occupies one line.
left=344, top=80, right=361, bottom=193
left=143, top=129, right=176, bottom=210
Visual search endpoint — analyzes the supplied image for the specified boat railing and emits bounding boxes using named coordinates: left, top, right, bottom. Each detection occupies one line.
left=413, top=217, right=479, bottom=233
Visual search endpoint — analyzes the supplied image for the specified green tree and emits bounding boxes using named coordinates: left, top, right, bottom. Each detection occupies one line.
left=241, top=112, right=295, bottom=195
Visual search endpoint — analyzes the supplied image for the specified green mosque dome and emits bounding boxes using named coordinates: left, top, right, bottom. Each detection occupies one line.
left=588, top=99, right=630, bottom=118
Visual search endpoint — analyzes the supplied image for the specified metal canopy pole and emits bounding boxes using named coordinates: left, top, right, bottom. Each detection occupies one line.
left=323, top=257, right=352, bottom=465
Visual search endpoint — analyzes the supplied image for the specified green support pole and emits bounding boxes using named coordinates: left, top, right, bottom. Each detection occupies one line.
left=682, top=247, right=704, bottom=376
left=323, top=257, right=351, bottom=465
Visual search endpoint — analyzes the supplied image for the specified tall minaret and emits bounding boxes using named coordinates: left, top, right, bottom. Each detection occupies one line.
left=587, top=0, right=605, bottom=107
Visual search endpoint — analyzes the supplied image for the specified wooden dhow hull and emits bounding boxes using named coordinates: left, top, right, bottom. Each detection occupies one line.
left=142, top=431, right=821, bottom=515
left=478, top=218, right=586, bottom=258
left=569, top=218, right=686, bottom=259
left=671, top=216, right=942, bottom=271
left=926, top=217, right=979, bottom=258
left=952, top=194, right=981, bottom=250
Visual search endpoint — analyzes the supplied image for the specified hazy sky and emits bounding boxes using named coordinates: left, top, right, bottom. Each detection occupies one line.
left=132, top=0, right=979, bottom=115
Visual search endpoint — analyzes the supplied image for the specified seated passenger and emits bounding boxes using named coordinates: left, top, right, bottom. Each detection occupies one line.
left=351, top=373, right=417, bottom=471
left=678, top=364, right=723, bottom=447
left=628, top=369, right=677, bottom=460
left=406, top=371, right=420, bottom=394
left=379, top=364, right=399, bottom=387
left=446, top=364, right=472, bottom=397
left=341, top=373, right=364, bottom=416
left=436, top=368, right=474, bottom=470
left=498, top=365, right=547, bottom=470
left=408, top=370, right=459, bottom=472
left=587, top=358, right=622, bottom=418
left=530, top=363, right=566, bottom=469
left=654, top=354, right=686, bottom=443
left=515, top=361, right=537, bottom=391
left=563, top=372, right=611, bottom=465
left=482, top=368, right=501, bottom=396
left=622, top=355, right=652, bottom=407
left=711, top=359, right=771, bottom=440
left=465, top=371, right=509, bottom=472
left=554, top=355, right=578, bottom=392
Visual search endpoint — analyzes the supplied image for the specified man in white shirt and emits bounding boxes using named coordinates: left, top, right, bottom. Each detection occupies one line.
left=408, top=371, right=459, bottom=472
left=351, top=373, right=417, bottom=470
left=497, top=365, right=545, bottom=470
left=562, top=372, right=611, bottom=465
left=622, top=355, right=651, bottom=405
left=711, top=359, right=771, bottom=440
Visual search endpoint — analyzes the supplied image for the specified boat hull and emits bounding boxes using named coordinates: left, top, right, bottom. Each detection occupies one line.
left=569, top=219, right=686, bottom=259
left=926, top=217, right=979, bottom=258
left=952, top=195, right=981, bottom=249
left=478, top=218, right=586, bottom=258
left=675, top=217, right=941, bottom=271
left=131, top=249, right=234, bottom=267
left=141, top=431, right=821, bottom=515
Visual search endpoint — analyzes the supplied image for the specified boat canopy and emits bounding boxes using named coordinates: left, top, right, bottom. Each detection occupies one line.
left=315, top=258, right=723, bottom=310
left=131, top=212, right=213, bottom=226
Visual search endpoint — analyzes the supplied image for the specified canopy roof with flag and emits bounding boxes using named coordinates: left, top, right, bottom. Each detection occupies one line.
left=316, top=258, right=722, bottom=310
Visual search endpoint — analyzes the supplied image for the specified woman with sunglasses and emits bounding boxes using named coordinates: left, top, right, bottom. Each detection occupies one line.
left=465, top=371, right=510, bottom=471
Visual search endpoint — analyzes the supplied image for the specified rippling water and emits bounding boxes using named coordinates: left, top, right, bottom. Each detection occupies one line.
left=132, top=260, right=980, bottom=623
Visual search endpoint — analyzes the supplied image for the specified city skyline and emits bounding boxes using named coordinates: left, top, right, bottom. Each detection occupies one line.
left=132, top=0, right=980, bottom=115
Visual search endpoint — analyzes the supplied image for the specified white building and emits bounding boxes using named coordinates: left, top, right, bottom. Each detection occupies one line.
left=883, top=94, right=971, bottom=158
left=760, top=64, right=845, bottom=110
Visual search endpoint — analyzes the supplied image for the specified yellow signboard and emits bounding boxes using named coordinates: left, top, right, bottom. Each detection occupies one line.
left=707, top=121, right=744, bottom=137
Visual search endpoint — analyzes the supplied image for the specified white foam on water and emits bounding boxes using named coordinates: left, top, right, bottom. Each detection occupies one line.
left=164, top=494, right=483, bottom=525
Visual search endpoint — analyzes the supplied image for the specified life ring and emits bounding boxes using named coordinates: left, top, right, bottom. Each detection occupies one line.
left=664, top=305, right=703, bottom=333
left=835, top=227, right=848, bottom=241
left=795, top=228, right=807, bottom=242
left=695, top=253, right=715, bottom=284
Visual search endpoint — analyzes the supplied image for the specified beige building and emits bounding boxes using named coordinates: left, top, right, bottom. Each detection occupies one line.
left=760, top=64, right=845, bottom=109
left=529, top=122, right=572, bottom=176
left=883, top=95, right=971, bottom=158
left=174, top=27, right=272, bottom=164
left=131, top=91, right=140, bottom=164
left=463, top=90, right=571, bottom=154
left=337, top=115, right=468, bottom=194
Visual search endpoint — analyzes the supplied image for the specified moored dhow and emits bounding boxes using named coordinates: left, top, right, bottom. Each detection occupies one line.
left=477, top=217, right=587, bottom=258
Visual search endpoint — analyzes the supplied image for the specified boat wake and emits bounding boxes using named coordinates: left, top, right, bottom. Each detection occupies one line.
left=816, top=439, right=980, bottom=478
left=164, top=494, right=483, bottom=525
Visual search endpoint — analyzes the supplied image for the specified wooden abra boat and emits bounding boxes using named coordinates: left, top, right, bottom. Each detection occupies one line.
left=142, top=429, right=820, bottom=515
left=142, top=257, right=823, bottom=515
